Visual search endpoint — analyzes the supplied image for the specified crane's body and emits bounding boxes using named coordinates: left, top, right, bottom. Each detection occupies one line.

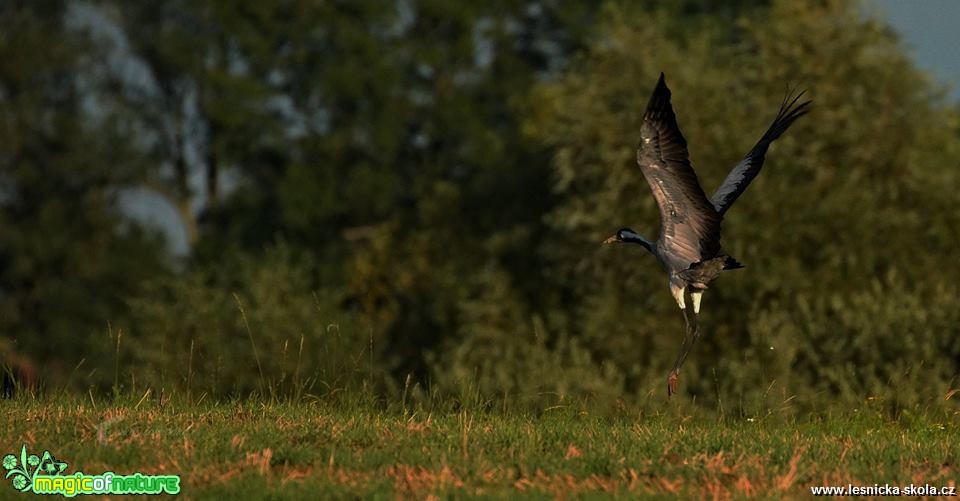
left=605, top=73, right=810, bottom=396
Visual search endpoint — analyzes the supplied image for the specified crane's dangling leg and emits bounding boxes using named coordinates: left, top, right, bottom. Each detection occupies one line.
left=667, top=290, right=702, bottom=396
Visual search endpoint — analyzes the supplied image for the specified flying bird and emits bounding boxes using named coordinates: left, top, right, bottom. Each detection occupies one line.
left=604, top=73, right=810, bottom=396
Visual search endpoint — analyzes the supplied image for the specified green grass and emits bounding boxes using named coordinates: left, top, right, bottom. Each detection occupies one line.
left=1, top=394, right=958, bottom=499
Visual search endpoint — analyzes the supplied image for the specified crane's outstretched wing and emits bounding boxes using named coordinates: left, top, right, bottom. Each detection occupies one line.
left=637, top=73, right=722, bottom=266
left=710, top=90, right=811, bottom=215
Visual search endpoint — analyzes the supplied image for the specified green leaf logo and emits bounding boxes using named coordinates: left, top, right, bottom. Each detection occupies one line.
left=3, top=445, right=68, bottom=492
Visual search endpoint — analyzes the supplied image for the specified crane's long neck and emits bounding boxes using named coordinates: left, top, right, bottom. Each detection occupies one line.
left=621, top=231, right=655, bottom=255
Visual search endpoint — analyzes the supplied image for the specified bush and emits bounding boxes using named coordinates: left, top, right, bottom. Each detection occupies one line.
left=111, top=245, right=374, bottom=399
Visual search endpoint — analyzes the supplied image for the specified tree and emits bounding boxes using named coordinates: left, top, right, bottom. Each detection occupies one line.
left=0, top=1, right=167, bottom=379
left=106, top=0, right=597, bottom=383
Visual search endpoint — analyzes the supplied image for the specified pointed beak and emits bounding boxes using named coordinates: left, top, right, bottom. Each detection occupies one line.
left=603, top=235, right=618, bottom=245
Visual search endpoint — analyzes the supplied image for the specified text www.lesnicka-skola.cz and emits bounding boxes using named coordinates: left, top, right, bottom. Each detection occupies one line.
left=811, top=484, right=956, bottom=496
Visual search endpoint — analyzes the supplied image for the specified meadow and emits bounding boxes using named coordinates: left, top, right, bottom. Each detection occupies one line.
left=2, top=393, right=957, bottom=499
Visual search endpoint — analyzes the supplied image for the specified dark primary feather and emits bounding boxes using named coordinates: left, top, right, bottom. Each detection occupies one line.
left=637, top=73, right=722, bottom=267
left=710, top=90, right=812, bottom=215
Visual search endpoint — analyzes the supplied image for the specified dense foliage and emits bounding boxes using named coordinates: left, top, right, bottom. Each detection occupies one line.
left=2, top=0, right=958, bottom=413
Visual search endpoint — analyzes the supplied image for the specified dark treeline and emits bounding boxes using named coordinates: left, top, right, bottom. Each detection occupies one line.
left=2, top=0, right=958, bottom=412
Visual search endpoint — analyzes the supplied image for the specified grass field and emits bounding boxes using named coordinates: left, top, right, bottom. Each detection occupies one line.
left=1, top=394, right=958, bottom=499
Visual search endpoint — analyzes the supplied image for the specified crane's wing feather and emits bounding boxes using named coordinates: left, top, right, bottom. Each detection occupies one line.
left=710, top=90, right=811, bottom=215
left=637, top=73, right=722, bottom=266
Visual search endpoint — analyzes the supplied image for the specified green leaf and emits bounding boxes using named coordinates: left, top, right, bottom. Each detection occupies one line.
left=6, top=469, right=26, bottom=479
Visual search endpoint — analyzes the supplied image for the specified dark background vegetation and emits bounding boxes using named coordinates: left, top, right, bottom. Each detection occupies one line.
left=2, top=0, right=959, bottom=414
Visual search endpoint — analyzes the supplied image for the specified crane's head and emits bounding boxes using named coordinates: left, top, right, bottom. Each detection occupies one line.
left=604, top=228, right=655, bottom=253
left=604, top=228, right=643, bottom=244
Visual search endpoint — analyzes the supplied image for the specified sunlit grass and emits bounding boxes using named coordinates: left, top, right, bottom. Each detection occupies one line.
left=1, top=393, right=957, bottom=498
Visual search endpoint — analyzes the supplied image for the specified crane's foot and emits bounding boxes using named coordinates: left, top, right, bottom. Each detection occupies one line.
left=667, top=370, right=680, bottom=397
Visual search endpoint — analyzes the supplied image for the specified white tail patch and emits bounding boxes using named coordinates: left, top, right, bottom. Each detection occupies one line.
left=691, top=291, right=703, bottom=314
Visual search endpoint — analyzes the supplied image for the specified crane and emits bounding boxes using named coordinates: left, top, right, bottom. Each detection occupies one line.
left=604, top=73, right=810, bottom=396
